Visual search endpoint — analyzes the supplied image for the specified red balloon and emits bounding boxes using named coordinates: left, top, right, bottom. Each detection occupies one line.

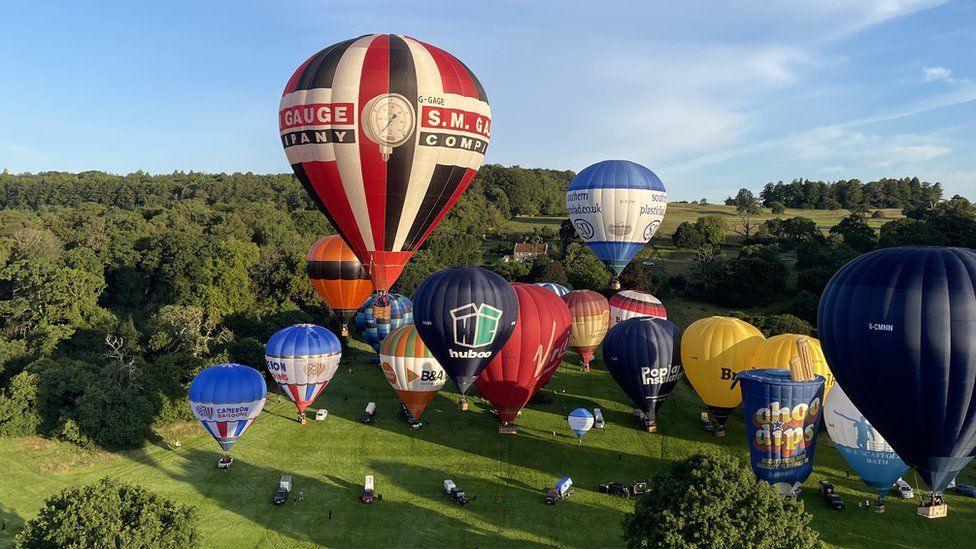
left=475, top=283, right=571, bottom=424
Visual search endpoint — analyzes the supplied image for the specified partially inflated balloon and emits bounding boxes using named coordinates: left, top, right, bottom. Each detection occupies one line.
left=189, top=364, right=267, bottom=453
left=379, top=324, right=445, bottom=419
left=681, top=316, right=765, bottom=431
left=475, top=284, right=571, bottom=424
left=602, top=317, right=682, bottom=428
left=825, top=384, right=908, bottom=501
left=265, top=324, right=341, bottom=416
left=534, top=282, right=569, bottom=297
left=609, top=290, right=666, bottom=327
left=356, top=293, right=413, bottom=351
left=307, top=235, right=374, bottom=336
left=750, top=334, right=835, bottom=396
left=562, top=290, right=610, bottom=369
left=281, top=35, right=492, bottom=291
left=819, top=247, right=976, bottom=495
left=566, top=160, right=667, bottom=288
left=413, top=267, right=518, bottom=395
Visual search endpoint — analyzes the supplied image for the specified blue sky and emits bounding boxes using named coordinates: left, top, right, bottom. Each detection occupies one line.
left=2, top=0, right=975, bottom=201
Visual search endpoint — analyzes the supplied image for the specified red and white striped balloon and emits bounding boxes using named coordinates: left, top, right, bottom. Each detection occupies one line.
left=609, top=290, right=666, bottom=327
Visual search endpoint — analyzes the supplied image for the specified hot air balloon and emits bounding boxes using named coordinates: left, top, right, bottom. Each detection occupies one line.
left=681, top=316, right=765, bottom=436
left=608, top=290, right=666, bottom=328
left=819, top=247, right=976, bottom=508
left=602, top=317, right=682, bottom=432
left=265, top=324, right=342, bottom=423
left=562, top=290, right=610, bottom=371
left=413, top=267, right=518, bottom=408
left=189, top=364, right=267, bottom=466
left=475, top=283, right=571, bottom=432
left=568, top=408, right=594, bottom=443
left=565, top=160, right=667, bottom=289
left=378, top=323, right=446, bottom=420
left=732, top=369, right=825, bottom=497
left=534, top=282, right=569, bottom=297
left=750, top=334, right=835, bottom=396
left=824, top=383, right=908, bottom=510
left=280, top=35, right=492, bottom=293
left=307, top=235, right=374, bottom=336
left=355, top=292, right=413, bottom=351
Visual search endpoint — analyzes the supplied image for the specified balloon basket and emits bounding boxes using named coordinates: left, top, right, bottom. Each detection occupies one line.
left=644, top=422, right=657, bottom=433
left=498, top=423, right=517, bottom=435
left=460, top=399, right=469, bottom=412
left=874, top=500, right=885, bottom=513
left=713, top=428, right=725, bottom=438
left=299, top=416, right=307, bottom=425
left=918, top=503, right=947, bottom=518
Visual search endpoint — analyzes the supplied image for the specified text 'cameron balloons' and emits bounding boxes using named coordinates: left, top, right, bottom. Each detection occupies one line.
left=750, top=334, right=835, bottom=396
left=568, top=408, right=594, bottom=441
left=379, top=324, right=446, bottom=419
left=681, top=316, right=765, bottom=433
left=307, top=235, right=374, bottom=336
left=281, top=35, right=492, bottom=291
left=265, top=324, right=341, bottom=417
left=602, top=317, right=682, bottom=429
left=566, top=160, right=667, bottom=288
left=733, top=369, right=824, bottom=497
left=825, top=384, right=908, bottom=501
left=189, top=364, right=267, bottom=453
left=609, top=290, right=666, bottom=328
left=563, top=290, right=610, bottom=369
left=475, top=284, right=571, bottom=425
left=413, top=267, right=518, bottom=395
left=534, top=282, right=569, bottom=297
left=356, top=293, right=413, bottom=351
left=819, top=247, right=976, bottom=494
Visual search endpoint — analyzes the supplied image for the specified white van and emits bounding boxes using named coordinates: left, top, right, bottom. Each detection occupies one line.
left=593, top=408, right=605, bottom=429
left=361, top=402, right=376, bottom=423
left=315, top=409, right=328, bottom=421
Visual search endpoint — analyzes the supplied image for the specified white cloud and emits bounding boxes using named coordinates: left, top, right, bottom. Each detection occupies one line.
left=922, top=66, right=953, bottom=82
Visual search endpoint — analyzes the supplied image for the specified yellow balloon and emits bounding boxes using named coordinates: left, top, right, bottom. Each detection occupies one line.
left=749, top=333, right=835, bottom=396
left=681, top=316, right=765, bottom=425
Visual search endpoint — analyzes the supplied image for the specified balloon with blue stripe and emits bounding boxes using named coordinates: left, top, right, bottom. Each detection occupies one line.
left=355, top=292, right=413, bottom=351
left=568, top=408, right=594, bottom=442
left=535, top=282, right=570, bottom=297
left=265, top=324, right=342, bottom=419
left=566, top=160, right=667, bottom=288
left=189, top=364, right=267, bottom=453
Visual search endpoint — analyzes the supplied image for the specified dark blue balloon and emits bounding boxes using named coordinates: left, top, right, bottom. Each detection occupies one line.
left=602, top=317, right=682, bottom=423
left=355, top=293, right=413, bottom=351
left=413, top=267, right=518, bottom=394
left=734, top=369, right=825, bottom=496
left=819, top=246, right=976, bottom=494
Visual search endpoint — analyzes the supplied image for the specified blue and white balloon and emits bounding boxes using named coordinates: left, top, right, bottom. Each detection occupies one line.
left=189, top=364, right=267, bottom=453
left=568, top=408, right=594, bottom=441
left=534, top=282, right=570, bottom=297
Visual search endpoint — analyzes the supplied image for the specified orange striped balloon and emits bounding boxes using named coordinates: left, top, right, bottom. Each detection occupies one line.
left=378, top=323, right=446, bottom=419
left=562, top=290, right=610, bottom=369
left=307, top=235, right=374, bottom=336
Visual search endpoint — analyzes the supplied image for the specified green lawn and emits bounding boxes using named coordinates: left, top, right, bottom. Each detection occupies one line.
left=1, top=337, right=973, bottom=548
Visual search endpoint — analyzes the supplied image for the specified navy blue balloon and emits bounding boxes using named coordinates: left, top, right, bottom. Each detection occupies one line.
left=819, top=247, right=976, bottom=494
left=413, top=267, right=518, bottom=394
left=602, top=317, right=682, bottom=423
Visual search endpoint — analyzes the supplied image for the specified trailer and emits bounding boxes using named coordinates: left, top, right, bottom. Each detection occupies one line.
left=545, top=476, right=574, bottom=505
left=361, top=475, right=382, bottom=504
left=361, top=402, right=376, bottom=423
left=444, top=479, right=468, bottom=505
left=273, top=475, right=292, bottom=505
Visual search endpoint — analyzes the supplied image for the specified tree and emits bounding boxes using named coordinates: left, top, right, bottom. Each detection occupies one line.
left=528, top=255, right=570, bottom=286
left=829, top=214, right=876, bottom=253
left=672, top=216, right=725, bottom=251
left=731, top=188, right=762, bottom=239
left=17, top=478, right=198, bottom=548
left=621, top=452, right=822, bottom=549
left=564, top=243, right=611, bottom=290
left=712, top=245, right=788, bottom=306
left=769, top=201, right=786, bottom=215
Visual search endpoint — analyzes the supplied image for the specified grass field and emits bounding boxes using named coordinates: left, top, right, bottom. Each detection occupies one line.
left=1, top=335, right=974, bottom=549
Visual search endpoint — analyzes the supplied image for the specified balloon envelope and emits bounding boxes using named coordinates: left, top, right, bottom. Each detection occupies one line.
left=281, top=35, right=492, bottom=291
left=307, top=235, right=374, bottom=334
left=566, top=160, right=667, bottom=277
left=379, top=323, right=446, bottom=419
left=609, top=290, right=666, bottom=328
left=818, top=246, right=976, bottom=493
left=735, top=369, right=825, bottom=496
left=750, top=334, right=835, bottom=397
left=189, top=364, right=267, bottom=452
left=825, top=384, right=908, bottom=498
left=534, top=282, right=570, bottom=297
left=475, top=284, right=571, bottom=423
left=413, top=267, right=518, bottom=394
left=563, top=290, right=610, bottom=367
left=681, top=316, right=765, bottom=426
left=356, top=293, right=413, bottom=351
left=602, top=317, right=682, bottom=423
left=568, top=408, right=594, bottom=438
left=265, top=324, right=341, bottom=414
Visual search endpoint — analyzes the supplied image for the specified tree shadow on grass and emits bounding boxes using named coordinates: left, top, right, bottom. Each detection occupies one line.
left=0, top=503, right=24, bottom=547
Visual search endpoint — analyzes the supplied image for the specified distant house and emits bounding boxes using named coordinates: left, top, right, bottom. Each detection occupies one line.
left=512, top=241, right=548, bottom=263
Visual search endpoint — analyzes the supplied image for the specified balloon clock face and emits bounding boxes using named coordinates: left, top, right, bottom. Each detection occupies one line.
left=362, top=93, right=416, bottom=156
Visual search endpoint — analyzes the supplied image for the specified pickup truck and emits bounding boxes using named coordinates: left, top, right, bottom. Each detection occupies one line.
left=444, top=479, right=468, bottom=505
left=818, top=480, right=844, bottom=510
left=545, top=477, right=574, bottom=505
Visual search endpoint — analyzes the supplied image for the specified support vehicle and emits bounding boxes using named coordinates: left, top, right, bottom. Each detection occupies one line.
left=361, top=475, right=382, bottom=504
left=398, top=403, right=423, bottom=429
left=598, top=482, right=630, bottom=498
left=630, top=481, right=648, bottom=495
left=444, top=479, right=468, bottom=505
left=894, top=478, right=914, bottom=499
left=953, top=483, right=976, bottom=498
left=315, top=409, right=328, bottom=421
left=273, top=475, right=292, bottom=505
left=361, top=402, right=376, bottom=423
left=217, top=455, right=233, bottom=470
left=818, top=480, right=844, bottom=510
left=545, top=476, right=574, bottom=505
left=593, top=408, right=605, bottom=429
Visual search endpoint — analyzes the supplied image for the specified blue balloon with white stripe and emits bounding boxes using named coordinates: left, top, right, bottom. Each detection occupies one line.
left=534, top=282, right=570, bottom=297
left=568, top=408, right=595, bottom=440
left=355, top=293, right=413, bottom=351
left=566, top=160, right=667, bottom=280
left=265, top=324, right=342, bottom=416
left=189, top=364, right=267, bottom=453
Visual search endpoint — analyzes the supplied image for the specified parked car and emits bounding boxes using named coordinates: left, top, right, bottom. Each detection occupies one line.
left=545, top=476, right=574, bottom=505
left=217, top=455, right=233, bottom=470
left=361, top=475, right=381, bottom=504
left=953, top=484, right=976, bottom=498
left=361, top=402, right=376, bottom=423
left=818, top=480, right=844, bottom=510
left=315, top=409, right=328, bottom=421
left=894, top=478, right=914, bottom=499
left=599, top=482, right=630, bottom=498
left=443, top=479, right=468, bottom=505
left=398, top=403, right=424, bottom=429
left=273, top=475, right=292, bottom=505
left=593, top=408, right=605, bottom=429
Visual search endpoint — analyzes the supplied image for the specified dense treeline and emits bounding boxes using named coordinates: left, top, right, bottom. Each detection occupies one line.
left=724, top=176, right=942, bottom=211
